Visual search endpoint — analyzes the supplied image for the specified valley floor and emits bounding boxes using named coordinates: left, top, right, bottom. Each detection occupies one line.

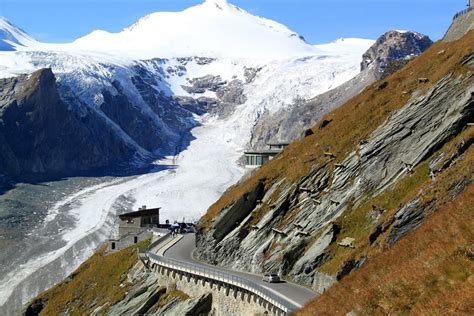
left=0, top=113, right=245, bottom=315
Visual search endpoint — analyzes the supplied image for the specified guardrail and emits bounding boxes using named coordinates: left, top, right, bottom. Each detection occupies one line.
left=146, top=232, right=172, bottom=253
left=144, top=235, right=298, bottom=314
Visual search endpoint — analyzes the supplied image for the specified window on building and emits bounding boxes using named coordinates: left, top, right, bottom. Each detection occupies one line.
left=246, top=154, right=271, bottom=166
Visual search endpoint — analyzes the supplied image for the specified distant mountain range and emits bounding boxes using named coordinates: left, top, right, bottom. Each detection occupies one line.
left=0, top=0, right=431, bottom=181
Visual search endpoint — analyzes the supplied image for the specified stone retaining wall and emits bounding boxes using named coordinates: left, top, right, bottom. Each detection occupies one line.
left=153, top=267, right=273, bottom=315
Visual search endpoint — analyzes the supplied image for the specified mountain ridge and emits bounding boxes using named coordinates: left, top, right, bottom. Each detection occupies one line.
left=0, top=4, right=439, bottom=313
left=0, top=1, right=374, bottom=61
left=195, top=30, right=474, bottom=313
left=0, top=17, right=36, bottom=51
left=69, top=0, right=318, bottom=60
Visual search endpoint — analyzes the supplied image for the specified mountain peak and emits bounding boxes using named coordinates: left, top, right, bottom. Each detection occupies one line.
left=203, top=0, right=230, bottom=9
left=70, top=1, right=320, bottom=60
left=361, top=29, right=433, bottom=77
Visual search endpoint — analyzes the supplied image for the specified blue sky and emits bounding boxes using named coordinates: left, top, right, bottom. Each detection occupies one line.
left=0, top=0, right=467, bottom=43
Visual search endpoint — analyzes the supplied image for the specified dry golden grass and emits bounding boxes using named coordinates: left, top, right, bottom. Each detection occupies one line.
left=318, top=161, right=431, bottom=275
left=199, top=30, right=474, bottom=316
left=200, top=31, right=474, bottom=230
left=296, top=184, right=474, bottom=316
left=35, top=241, right=149, bottom=316
left=322, top=125, right=473, bottom=273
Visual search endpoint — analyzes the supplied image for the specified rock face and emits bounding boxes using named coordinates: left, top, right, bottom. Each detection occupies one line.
left=0, top=61, right=209, bottom=179
left=0, top=69, right=136, bottom=178
left=158, top=293, right=212, bottom=316
left=361, top=30, right=433, bottom=79
left=107, top=262, right=213, bottom=316
left=181, top=74, right=246, bottom=118
left=250, top=30, right=432, bottom=149
left=196, top=35, right=474, bottom=294
left=0, top=55, right=257, bottom=180
left=249, top=69, right=374, bottom=148
left=386, top=200, right=426, bottom=245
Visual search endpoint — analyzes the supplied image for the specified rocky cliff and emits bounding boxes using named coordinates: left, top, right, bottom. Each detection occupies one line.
left=196, top=30, right=474, bottom=313
left=250, top=30, right=433, bottom=148
left=360, top=30, right=433, bottom=78
left=297, top=184, right=474, bottom=315
left=0, top=69, right=136, bottom=178
left=0, top=62, right=205, bottom=180
left=24, top=242, right=213, bottom=316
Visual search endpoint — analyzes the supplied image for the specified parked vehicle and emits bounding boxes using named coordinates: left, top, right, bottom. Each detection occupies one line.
left=262, top=273, right=281, bottom=283
left=183, top=224, right=195, bottom=233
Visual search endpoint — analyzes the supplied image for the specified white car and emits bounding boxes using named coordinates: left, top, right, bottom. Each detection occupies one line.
left=262, top=273, right=281, bottom=283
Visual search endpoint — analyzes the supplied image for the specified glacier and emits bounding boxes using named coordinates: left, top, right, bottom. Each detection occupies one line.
left=0, top=0, right=374, bottom=313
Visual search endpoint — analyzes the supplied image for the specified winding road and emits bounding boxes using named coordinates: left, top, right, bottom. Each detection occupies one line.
left=162, top=233, right=316, bottom=309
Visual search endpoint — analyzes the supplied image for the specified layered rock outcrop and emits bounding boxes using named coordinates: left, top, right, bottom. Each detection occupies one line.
left=196, top=32, right=474, bottom=298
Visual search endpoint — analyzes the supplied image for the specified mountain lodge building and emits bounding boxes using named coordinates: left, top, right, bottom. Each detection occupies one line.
left=244, top=142, right=289, bottom=169
left=118, top=206, right=160, bottom=233
left=108, top=206, right=160, bottom=251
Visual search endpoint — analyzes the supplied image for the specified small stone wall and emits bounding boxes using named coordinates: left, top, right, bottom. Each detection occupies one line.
left=108, top=231, right=152, bottom=252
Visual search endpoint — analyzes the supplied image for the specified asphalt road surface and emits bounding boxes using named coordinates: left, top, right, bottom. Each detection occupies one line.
left=163, top=233, right=316, bottom=308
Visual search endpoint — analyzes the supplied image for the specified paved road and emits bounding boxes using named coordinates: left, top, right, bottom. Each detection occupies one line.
left=163, top=233, right=316, bottom=308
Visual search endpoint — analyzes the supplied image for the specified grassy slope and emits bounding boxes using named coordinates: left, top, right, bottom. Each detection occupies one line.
left=197, top=31, right=474, bottom=314
left=33, top=32, right=473, bottom=315
left=33, top=241, right=149, bottom=316
left=200, top=31, right=474, bottom=230
left=318, top=126, right=474, bottom=276
left=296, top=184, right=474, bottom=316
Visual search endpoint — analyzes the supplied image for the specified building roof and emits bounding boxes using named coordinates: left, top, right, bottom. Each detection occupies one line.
left=244, top=150, right=283, bottom=155
left=119, top=207, right=161, bottom=219
left=267, top=142, right=290, bottom=146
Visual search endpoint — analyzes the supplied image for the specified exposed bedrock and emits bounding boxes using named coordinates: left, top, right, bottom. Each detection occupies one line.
left=181, top=74, right=247, bottom=118
left=196, top=68, right=474, bottom=292
left=361, top=30, right=433, bottom=78
left=0, top=61, right=209, bottom=180
left=0, top=69, right=136, bottom=178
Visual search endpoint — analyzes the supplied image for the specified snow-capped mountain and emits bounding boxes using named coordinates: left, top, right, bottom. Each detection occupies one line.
left=0, top=0, right=374, bottom=173
left=0, top=0, right=381, bottom=240
left=0, top=17, right=36, bottom=51
left=0, top=2, right=437, bottom=313
left=0, top=4, right=373, bottom=308
left=73, top=0, right=319, bottom=59
left=18, top=0, right=320, bottom=59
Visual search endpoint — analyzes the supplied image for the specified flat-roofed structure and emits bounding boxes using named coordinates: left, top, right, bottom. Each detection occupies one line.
left=108, top=205, right=160, bottom=251
left=244, top=142, right=289, bottom=169
left=119, top=206, right=160, bottom=231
